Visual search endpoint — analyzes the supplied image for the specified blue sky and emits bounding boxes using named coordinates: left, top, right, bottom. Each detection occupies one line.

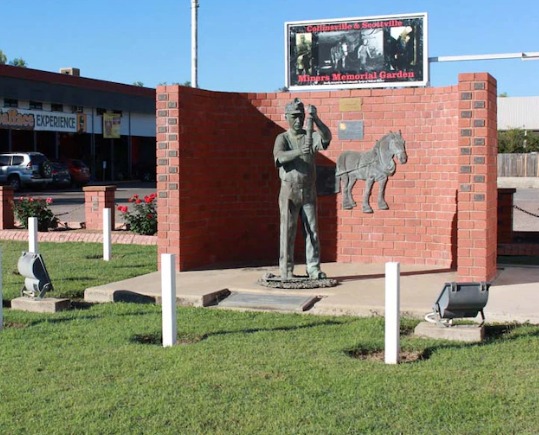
left=1, top=0, right=538, bottom=96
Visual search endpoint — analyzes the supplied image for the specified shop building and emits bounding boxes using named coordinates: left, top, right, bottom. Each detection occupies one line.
left=0, top=64, right=155, bottom=181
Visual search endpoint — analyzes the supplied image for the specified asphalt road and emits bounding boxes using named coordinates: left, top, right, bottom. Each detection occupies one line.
left=18, top=184, right=539, bottom=231
left=20, top=181, right=157, bottom=225
left=513, top=188, right=539, bottom=231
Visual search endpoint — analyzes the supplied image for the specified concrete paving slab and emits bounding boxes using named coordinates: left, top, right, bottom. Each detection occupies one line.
left=83, top=262, right=539, bottom=324
left=414, top=321, right=485, bottom=342
left=217, top=291, right=319, bottom=312
left=11, top=297, right=71, bottom=313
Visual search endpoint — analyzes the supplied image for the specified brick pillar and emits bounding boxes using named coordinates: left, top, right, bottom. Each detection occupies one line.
left=83, top=185, right=117, bottom=230
left=156, top=85, right=181, bottom=270
left=457, top=73, right=498, bottom=282
left=0, top=186, right=15, bottom=229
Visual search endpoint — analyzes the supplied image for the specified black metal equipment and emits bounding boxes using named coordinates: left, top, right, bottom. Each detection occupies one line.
left=426, top=282, right=490, bottom=327
left=17, top=252, right=54, bottom=299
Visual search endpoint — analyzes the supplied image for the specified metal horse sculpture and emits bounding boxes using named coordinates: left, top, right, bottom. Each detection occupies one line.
left=330, top=41, right=349, bottom=70
left=335, top=131, right=407, bottom=213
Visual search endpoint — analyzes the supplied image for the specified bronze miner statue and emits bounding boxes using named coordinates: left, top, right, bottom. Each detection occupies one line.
left=273, top=98, right=332, bottom=282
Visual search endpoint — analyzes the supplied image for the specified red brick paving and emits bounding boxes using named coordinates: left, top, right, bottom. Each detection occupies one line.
left=0, top=228, right=157, bottom=245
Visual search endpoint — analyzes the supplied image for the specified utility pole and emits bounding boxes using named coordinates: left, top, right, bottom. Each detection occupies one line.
left=191, top=0, right=199, bottom=88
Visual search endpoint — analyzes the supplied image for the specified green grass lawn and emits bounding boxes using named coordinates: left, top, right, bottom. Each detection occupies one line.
left=1, top=242, right=538, bottom=434
left=0, top=241, right=157, bottom=301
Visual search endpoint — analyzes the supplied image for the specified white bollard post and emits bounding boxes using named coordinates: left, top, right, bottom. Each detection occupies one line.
left=0, top=249, right=3, bottom=331
left=385, top=262, right=400, bottom=364
left=28, top=217, right=38, bottom=254
left=103, top=208, right=111, bottom=261
left=161, top=253, right=177, bottom=347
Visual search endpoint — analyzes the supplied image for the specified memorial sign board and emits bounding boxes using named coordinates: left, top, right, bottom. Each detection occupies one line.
left=285, top=12, right=428, bottom=91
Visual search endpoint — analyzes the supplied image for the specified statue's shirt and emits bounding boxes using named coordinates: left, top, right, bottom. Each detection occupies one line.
left=273, top=130, right=324, bottom=187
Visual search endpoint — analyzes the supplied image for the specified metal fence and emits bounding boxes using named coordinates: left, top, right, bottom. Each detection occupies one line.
left=498, top=153, right=539, bottom=177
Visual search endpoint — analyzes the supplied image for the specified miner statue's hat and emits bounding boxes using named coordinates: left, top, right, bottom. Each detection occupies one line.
left=285, top=98, right=305, bottom=114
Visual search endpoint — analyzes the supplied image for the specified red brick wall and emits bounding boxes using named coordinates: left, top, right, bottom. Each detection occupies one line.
left=157, top=73, right=497, bottom=282
left=319, top=86, right=460, bottom=268
left=156, top=87, right=283, bottom=270
left=497, top=188, right=516, bottom=244
left=0, top=186, right=15, bottom=229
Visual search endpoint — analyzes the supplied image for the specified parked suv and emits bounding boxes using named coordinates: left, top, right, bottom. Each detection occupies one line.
left=0, top=152, right=53, bottom=191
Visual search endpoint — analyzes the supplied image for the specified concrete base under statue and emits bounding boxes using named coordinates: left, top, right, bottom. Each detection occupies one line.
left=11, top=297, right=71, bottom=313
left=258, top=272, right=338, bottom=289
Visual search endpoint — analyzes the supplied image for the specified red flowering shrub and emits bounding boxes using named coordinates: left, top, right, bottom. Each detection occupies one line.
left=12, top=196, right=58, bottom=231
left=117, top=193, right=157, bottom=235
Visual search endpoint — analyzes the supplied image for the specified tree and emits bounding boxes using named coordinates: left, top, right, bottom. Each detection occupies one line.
left=9, top=57, right=27, bottom=67
left=498, top=92, right=509, bottom=97
left=132, top=81, right=145, bottom=87
left=498, top=128, right=539, bottom=153
left=0, top=50, right=28, bottom=67
left=524, top=131, right=539, bottom=152
left=157, top=82, right=181, bottom=86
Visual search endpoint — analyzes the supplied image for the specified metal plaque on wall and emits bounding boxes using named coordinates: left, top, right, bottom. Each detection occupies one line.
left=337, top=121, right=364, bottom=140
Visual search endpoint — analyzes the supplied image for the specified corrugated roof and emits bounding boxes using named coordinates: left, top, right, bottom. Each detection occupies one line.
left=498, top=96, right=539, bottom=130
